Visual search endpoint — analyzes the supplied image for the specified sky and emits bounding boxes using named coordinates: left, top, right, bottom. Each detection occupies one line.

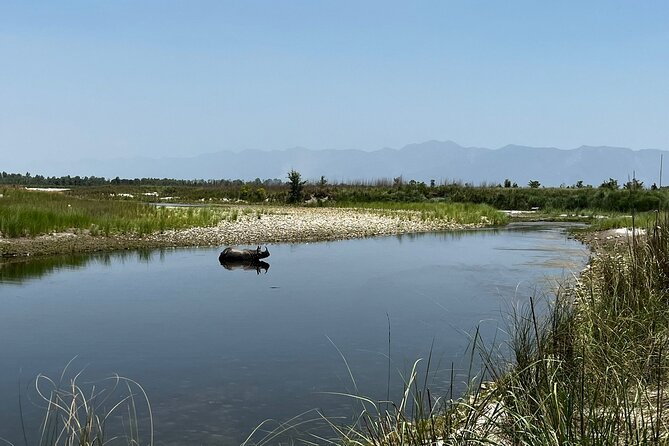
left=1, top=1, right=669, bottom=170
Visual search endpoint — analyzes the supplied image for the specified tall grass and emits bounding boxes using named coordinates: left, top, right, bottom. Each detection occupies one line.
left=0, top=189, right=506, bottom=239
left=587, top=211, right=659, bottom=231
left=0, top=189, right=232, bottom=238
left=319, top=214, right=669, bottom=445
left=331, top=202, right=508, bottom=226
left=9, top=364, right=153, bottom=446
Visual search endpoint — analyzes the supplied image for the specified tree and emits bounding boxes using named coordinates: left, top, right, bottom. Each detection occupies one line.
left=504, top=179, right=512, bottom=188
left=287, top=170, right=306, bottom=203
left=528, top=180, right=541, bottom=188
left=315, top=175, right=329, bottom=199
left=623, top=178, right=644, bottom=190
left=253, top=187, right=267, bottom=202
left=600, top=178, right=619, bottom=189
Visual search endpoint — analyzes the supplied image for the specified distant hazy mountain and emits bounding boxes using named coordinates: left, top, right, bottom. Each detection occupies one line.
left=21, top=141, right=668, bottom=187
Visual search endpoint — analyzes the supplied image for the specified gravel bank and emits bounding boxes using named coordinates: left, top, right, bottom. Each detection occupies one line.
left=0, top=206, right=485, bottom=258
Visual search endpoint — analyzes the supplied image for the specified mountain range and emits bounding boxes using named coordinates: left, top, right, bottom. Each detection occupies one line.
left=23, top=141, right=669, bottom=187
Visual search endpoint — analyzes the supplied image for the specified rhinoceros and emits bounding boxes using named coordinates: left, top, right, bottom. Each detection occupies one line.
left=218, top=246, right=270, bottom=263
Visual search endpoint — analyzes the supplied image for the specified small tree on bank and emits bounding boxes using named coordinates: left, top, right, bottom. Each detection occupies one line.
left=600, top=178, right=619, bottom=189
left=315, top=175, right=329, bottom=199
left=287, top=170, right=306, bottom=203
left=623, top=178, right=644, bottom=190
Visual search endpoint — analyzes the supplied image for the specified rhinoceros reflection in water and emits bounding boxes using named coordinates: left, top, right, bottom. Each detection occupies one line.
left=218, top=246, right=270, bottom=274
left=220, top=259, right=270, bottom=274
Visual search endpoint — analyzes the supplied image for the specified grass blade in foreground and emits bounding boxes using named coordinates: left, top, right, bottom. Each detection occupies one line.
left=20, top=369, right=154, bottom=446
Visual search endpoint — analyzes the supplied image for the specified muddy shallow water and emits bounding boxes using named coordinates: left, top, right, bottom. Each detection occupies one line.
left=0, top=223, right=588, bottom=445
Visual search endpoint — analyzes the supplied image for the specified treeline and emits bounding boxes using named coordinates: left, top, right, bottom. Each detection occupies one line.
left=3, top=171, right=668, bottom=212
left=325, top=182, right=667, bottom=212
left=0, top=172, right=284, bottom=188
left=1, top=172, right=108, bottom=186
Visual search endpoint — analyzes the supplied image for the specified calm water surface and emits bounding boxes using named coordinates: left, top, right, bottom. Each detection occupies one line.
left=0, top=223, right=587, bottom=444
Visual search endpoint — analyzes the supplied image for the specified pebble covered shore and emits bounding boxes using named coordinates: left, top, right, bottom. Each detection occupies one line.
left=0, top=206, right=484, bottom=258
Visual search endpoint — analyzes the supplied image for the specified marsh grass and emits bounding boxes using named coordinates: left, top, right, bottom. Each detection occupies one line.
left=331, top=202, right=508, bottom=226
left=7, top=364, right=153, bottom=446
left=312, top=214, right=669, bottom=445
left=587, top=211, right=660, bottom=232
left=0, top=188, right=505, bottom=240
left=0, top=189, right=236, bottom=238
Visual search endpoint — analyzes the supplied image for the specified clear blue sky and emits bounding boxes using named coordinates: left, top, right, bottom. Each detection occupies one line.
left=1, top=1, right=668, bottom=167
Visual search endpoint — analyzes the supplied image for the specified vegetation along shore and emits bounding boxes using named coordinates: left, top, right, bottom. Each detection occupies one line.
left=298, top=218, right=669, bottom=445
left=3, top=172, right=669, bottom=443
left=0, top=186, right=506, bottom=258
left=0, top=172, right=658, bottom=258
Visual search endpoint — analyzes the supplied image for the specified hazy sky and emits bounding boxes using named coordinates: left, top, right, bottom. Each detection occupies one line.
left=2, top=1, right=669, bottom=168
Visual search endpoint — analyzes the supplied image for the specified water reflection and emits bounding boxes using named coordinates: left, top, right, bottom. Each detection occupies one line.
left=0, top=249, right=173, bottom=284
left=0, top=254, right=91, bottom=284
left=219, top=259, right=270, bottom=274
left=1, top=223, right=585, bottom=284
left=0, top=224, right=588, bottom=445
left=393, top=222, right=585, bottom=243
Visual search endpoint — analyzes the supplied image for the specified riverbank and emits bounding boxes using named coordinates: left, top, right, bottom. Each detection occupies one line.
left=331, top=220, right=669, bottom=445
left=0, top=206, right=490, bottom=258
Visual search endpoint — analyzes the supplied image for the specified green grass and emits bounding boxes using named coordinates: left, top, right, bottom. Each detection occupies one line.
left=510, top=208, right=663, bottom=233
left=0, top=188, right=236, bottom=238
left=309, top=215, right=669, bottom=445
left=330, top=201, right=509, bottom=226
left=0, top=189, right=507, bottom=240
left=27, top=365, right=153, bottom=446
left=476, top=218, right=669, bottom=445
left=586, top=211, right=661, bottom=231
left=5, top=175, right=669, bottom=213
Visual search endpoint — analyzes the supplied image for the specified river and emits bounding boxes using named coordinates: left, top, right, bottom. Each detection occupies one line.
left=0, top=222, right=588, bottom=445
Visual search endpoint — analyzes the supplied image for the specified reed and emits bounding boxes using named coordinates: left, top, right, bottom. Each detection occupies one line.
left=0, top=188, right=506, bottom=240
left=316, top=214, right=669, bottom=445
left=587, top=211, right=660, bottom=231
left=0, top=188, right=234, bottom=238
left=7, top=362, right=153, bottom=446
left=330, top=202, right=508, bottom=226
